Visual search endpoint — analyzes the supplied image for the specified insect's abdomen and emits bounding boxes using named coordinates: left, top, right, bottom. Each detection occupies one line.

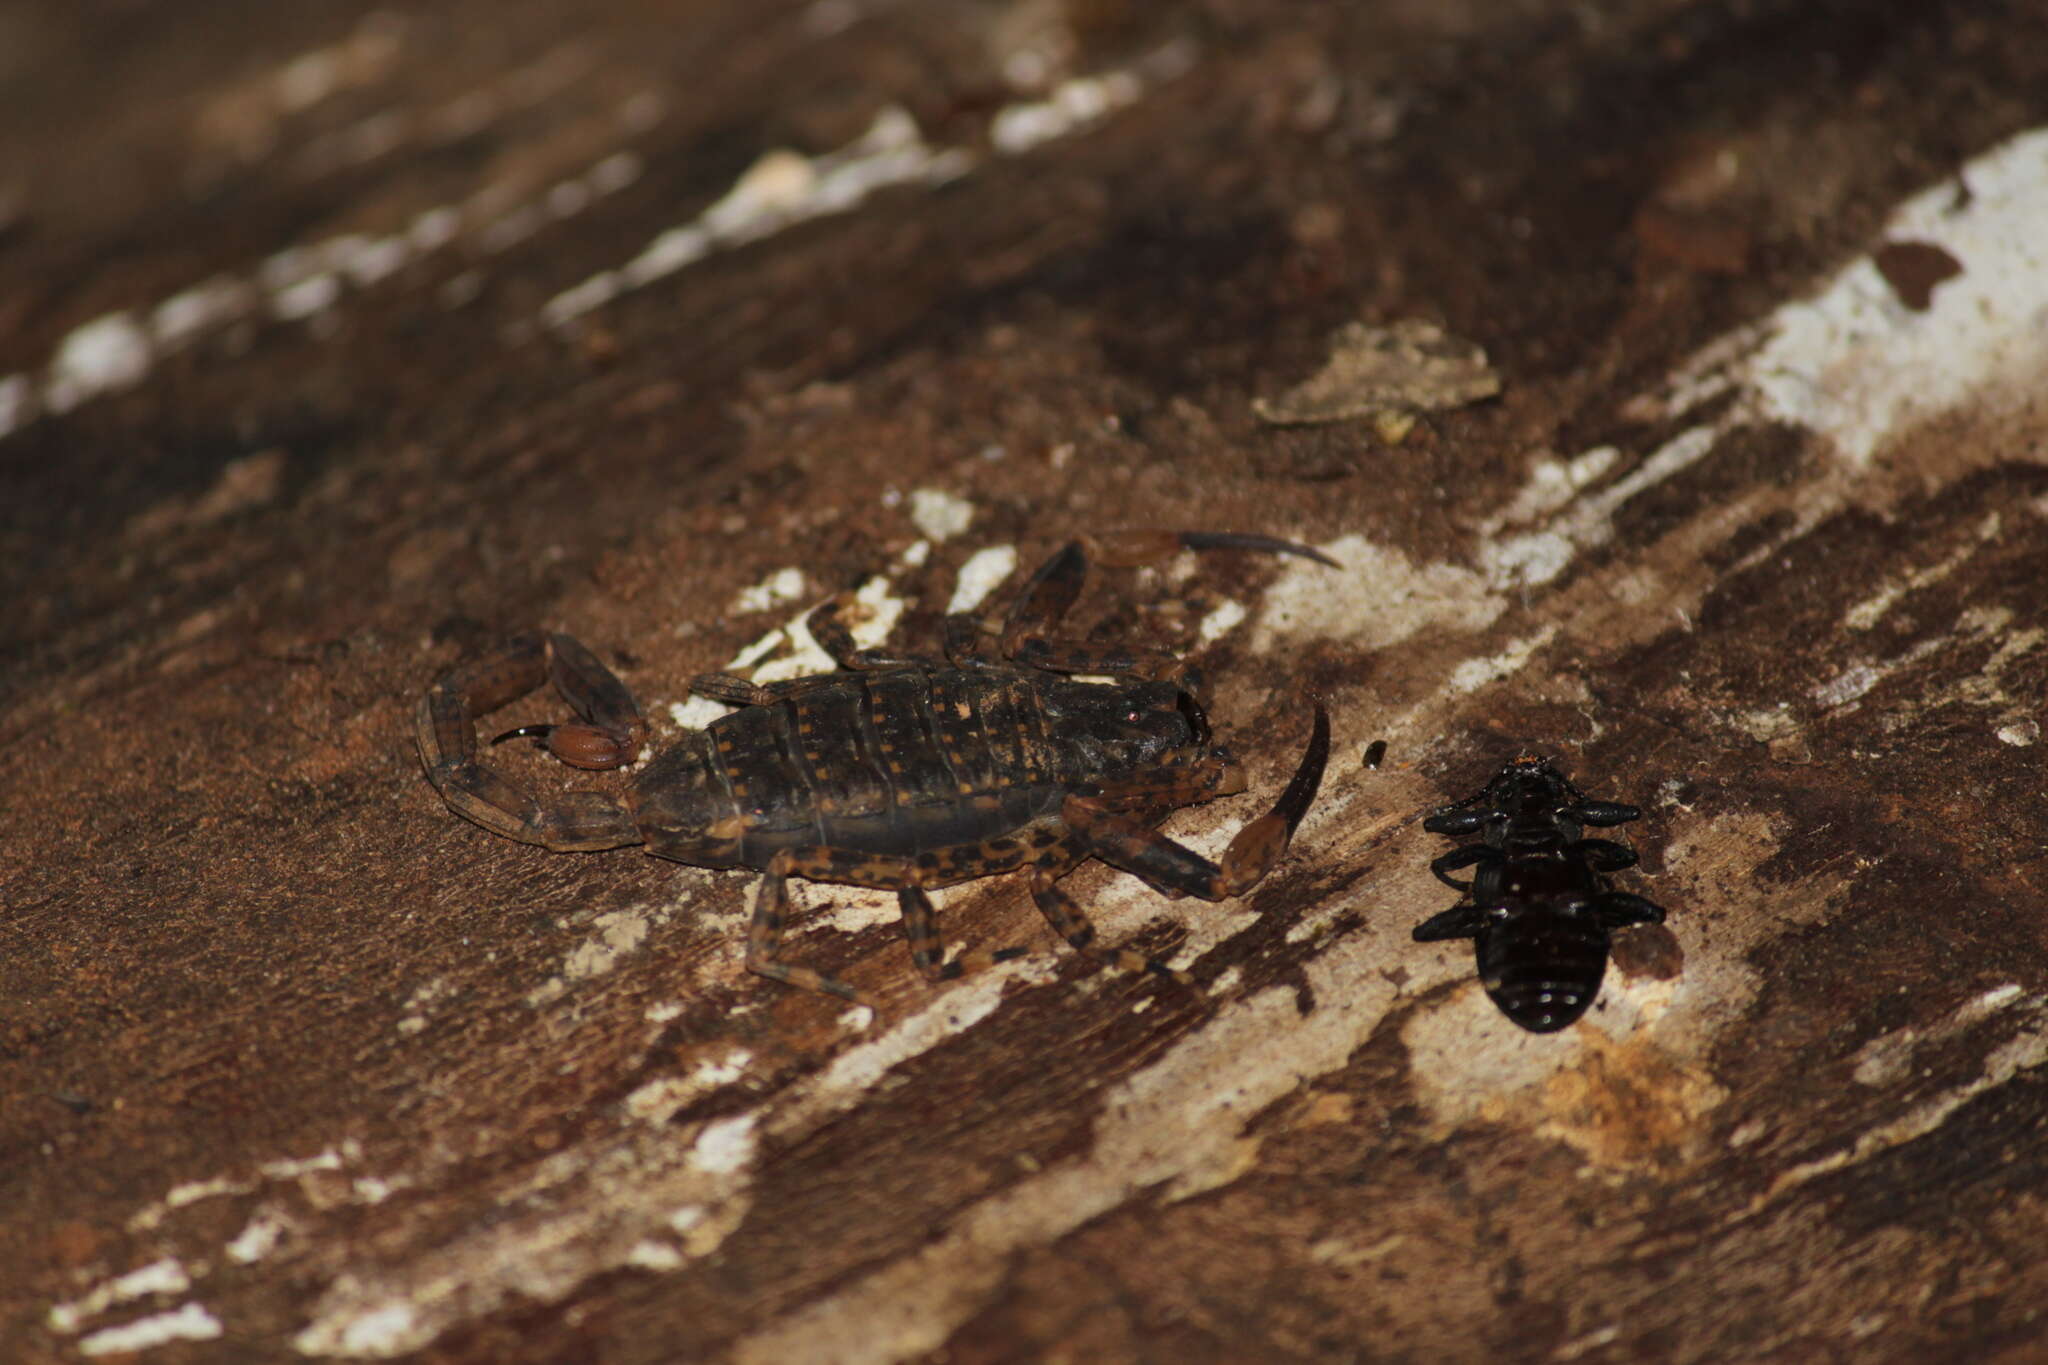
left=1474, top=903, right=1610, bottom=1032
left=704, top=668, right=1068, bottom=868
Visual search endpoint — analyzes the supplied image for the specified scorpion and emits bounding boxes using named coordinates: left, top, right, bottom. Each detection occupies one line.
left=417, top=531, right=1333, bottom=1005
left=1411, top=757, right=1665, bottom=1032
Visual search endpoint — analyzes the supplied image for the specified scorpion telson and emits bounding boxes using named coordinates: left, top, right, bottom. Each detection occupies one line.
left=1411, top=756, right=1665, bottom=1032
left=418, top=531, right=1334, bottom=1007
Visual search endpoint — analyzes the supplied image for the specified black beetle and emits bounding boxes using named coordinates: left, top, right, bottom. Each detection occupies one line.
left=1412, top=757, right=1665, bottom=1032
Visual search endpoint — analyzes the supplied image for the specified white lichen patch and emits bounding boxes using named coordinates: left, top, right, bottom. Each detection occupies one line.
left=227, top=1208, right=291, bottom=1265
left=558, top=909, right=655, bottom=982
left=735, top=900, right=1412, bottom=1364
left=908, top=487, right=974, bottom=542
left=1251, top=318, right=1500, bottom=427
left=44, top=312, right=154, bottom=414
left=292, top=1114, right=763, bottom=1357
left=809, top=885, right=908, bottom=936
left=1250, top=533, right=1501, bottom=654
left=764, top=961, right=1056, bottom=1143
left=1446, top=627, right=1558, bottom=694
left=1196, top=598, right=1247, bottom=646
left=50, top=1259, right=193, bottom=1334
left=626, top=1240, right=685, bottom=1271
left=625, top=1051, right=753, bottom=1124
left=670, top=696, right=736, bottom=730
left=947, top=544, right=1018, bottom=615
left=990, top=66, right=1145, bottom=154
left=79, top=1303, right=223, bottom=1357
left=687, top=1114, right=759, bottom=1176
left=732, top=567, right=805, bottom=614
left=755, top=576, right=909, bottom=684
left=544, top=107, right=973, bottom=326
left=1996, top=719, right=2039, bottom=746
left=1715, top=127, right=2048, bottom=469
left=1851, top=983, right=2029, bottom=1087
left=1479, top=424, right=1720, bottom=590
left=1742, top=994, right=2048, bottom=1220
left=1842, top=512, right=2002, bottom=631
left=1485, top=446, right=1624, bottom=530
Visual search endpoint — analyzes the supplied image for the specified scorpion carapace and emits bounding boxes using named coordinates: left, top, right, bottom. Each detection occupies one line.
left=417, top=531, right=1334, bottom=1006
left=1411, top=757, right=1665, bottom=1032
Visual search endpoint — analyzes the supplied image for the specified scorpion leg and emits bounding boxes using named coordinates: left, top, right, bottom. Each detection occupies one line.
left=416, top=634, right=642, bottom=851
left=897, top=885, right=1028, bottom=983
left=1027, top=860, right=1193, bottom=986
left=746, top=852, right=869, bottom=1004
left=689, top=672, right=845, bottom=707
left=1067, top=702, right=1329, bottom=901
left=806, top=596, right=930, bottom=670
left=941, top=612, right=1004, bottom=667
left=999, top=533, right=1336, bottom=689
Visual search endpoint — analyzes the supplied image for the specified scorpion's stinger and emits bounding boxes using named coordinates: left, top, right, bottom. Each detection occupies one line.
left=1062, top=701, right=1331, bottom=904
left=1218, top=700, right=1330, bottom=896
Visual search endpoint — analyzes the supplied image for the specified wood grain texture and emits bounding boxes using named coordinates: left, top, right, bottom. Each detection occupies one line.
left=6, top=2, right=2048, bottom=1361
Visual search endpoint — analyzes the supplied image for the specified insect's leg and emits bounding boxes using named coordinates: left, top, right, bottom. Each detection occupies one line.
left=1423, top=807, right=1493, bottom=836
left=897, top=885, right=1028, bottom=983
left=1430, top=844, right=1495, bottom=890
left=1068, top=702, right=1328, bottom=900
left=1574, top=838, right=1639, bottom=872
left=417, top=634, right=642, bottom=851
left=805, top=596, right=928, bottom=670
left=1574, top=801, right=1641, bottom=828
left=1590, top=892, right=1665, bottom=928
left=1027, top=862, right=1192, bottom=986
left=745, top=853, right=871, bottom=1005
left=1411, top=903, right=1488, bottom=942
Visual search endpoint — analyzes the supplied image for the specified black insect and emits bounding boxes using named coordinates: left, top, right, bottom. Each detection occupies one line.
left=1411, top=757, right=1664, bottom=1032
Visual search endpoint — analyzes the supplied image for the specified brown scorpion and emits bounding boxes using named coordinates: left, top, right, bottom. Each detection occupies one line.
left=416, top=531, right=1332, bottom=1005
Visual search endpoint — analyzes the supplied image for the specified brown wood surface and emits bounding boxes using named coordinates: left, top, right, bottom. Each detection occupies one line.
left=6, top=2, right=2048, bottom=1361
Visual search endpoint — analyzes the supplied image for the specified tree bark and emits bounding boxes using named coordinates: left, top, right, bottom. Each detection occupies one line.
left=6, top=2, right=2047, bottom=1361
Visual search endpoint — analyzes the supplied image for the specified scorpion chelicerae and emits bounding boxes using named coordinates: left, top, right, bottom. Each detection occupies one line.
left=1411, top=757, right=1665, bottom=1032
left=417, top=532, right=1332, bottom=1005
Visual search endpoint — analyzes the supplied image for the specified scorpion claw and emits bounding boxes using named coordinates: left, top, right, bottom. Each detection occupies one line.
left=492, top=724, right=554, bottom=746
left=489, top=721, right=637, bottom=770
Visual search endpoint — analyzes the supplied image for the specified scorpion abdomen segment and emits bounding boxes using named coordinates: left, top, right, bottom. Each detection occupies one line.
left=689, top=666, right=1108, bottom=873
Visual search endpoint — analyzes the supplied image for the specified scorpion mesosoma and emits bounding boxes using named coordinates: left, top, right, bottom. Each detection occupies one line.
left=417, top=531, right=1333, bottom=1005
left=1411, top=757, right=1665, bottom=1032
